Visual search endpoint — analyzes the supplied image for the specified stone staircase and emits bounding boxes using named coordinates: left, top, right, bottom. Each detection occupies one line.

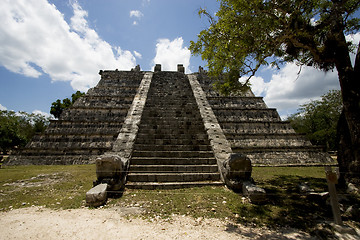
left=126, top=71, right=222, bottom=189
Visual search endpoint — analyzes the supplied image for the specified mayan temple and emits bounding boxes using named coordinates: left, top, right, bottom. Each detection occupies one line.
left=6, top=64, right=333, bottom=188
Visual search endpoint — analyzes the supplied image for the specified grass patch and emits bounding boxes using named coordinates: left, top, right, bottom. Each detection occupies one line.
left=0, top=165, right=359, bottom=232
left=0, top=165, right=95, bottom=210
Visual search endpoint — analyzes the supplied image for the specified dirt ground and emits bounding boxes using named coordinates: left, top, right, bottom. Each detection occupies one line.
left=0, top=206, right=319, bottom=240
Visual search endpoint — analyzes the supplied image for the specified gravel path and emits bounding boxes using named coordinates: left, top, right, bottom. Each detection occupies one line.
left=0, top=206, right=316, bottom=240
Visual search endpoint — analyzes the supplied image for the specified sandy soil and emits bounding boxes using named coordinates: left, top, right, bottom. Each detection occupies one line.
left=0, top=206, right=317, bottom=240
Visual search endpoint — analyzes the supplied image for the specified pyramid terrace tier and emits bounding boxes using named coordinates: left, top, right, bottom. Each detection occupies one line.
left=27, top=133, right=116, bottom=149
left=219, top=121, right=296, bottom=134
left=59, top=107, right=128, bottom=121
left=86, top=86, right=139, bottom=97
left=226, top=133, right=312, bottom=148
left=72, top=96, right=135, bottom=108
left=213, top=108, right=282, bottom=122
left=207, top=96, right=268, bottom=108
left=45, top=120, right=124, bottom=135
left=233, top=146, right=334, bottom=166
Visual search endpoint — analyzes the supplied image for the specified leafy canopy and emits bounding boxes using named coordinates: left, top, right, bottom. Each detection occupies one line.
left=50, top=91, right=85, bottom=119
left=0, top=111, right=50, bottom=153
left=287, top=90, right=342, bottom=151
left=190, top=0, right=360, bottom=93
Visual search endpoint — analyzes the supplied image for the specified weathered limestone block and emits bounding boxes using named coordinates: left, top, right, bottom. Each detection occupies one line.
left=242, top=181, right=266, bottom=204
left=95, top=154, right=126, bottom=191
left=96, top=154, right=124, bottom=179
left=86, top=183, right=108, bottom=207
left=223, top=153, right=252, bottom=192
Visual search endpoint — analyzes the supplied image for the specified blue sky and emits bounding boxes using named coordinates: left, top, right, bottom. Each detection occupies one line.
left=0, top=0, right=358, bottom=119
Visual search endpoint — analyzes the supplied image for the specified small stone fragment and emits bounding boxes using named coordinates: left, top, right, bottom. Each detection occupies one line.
left=242, top=181, right=266, bottom=204
left=86, top=183, right=108, bottom=207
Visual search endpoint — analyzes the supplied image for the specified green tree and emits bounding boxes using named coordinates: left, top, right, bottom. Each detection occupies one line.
left=287, top=90, right=342, bottom=151
left=50, top=91, right=85, bottom=119
left=71, top=91, right=85, bottom=103
left=190, top=0, right=360, bottom=185
left=0, top=111, right=50, bottom=154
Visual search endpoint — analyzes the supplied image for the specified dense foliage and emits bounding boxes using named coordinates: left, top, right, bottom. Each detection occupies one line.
left=190, top=0, right=360, bottom=91
left=0, top=111, right=50, bottom=154
left=287, top=90, right=342, bottom=151
left=50, top=91, right=85, bottom=119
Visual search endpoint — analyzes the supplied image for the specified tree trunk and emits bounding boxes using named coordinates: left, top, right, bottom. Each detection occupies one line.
left=335, top=37, right=360, bottom=187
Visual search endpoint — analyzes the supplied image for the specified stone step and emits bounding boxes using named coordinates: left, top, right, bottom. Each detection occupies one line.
left=132, top=150, right=214, bottom=158
left=137, top=122, right=205, bottom=129
left=125, top=181, right=224, bottom=190
left=136, top=128, right=208, bottom=136
left=129, top=164, right=219, bottom=173
left=133, top=138, right=209, bottom=146
left=141, top=116, right=202, bottom=122
left=141, top=111, right=201, bottom=117
left=135, top=133, right=209, bottom=141
left=144, top=103, right=198, bottom=107
left=130, top=157, right=217, bottom=165
left=127, top=172, right=221, bottom=182
left=133, top=144, right=212, bottom=151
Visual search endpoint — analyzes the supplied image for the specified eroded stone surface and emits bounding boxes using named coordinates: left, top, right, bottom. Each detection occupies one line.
left=86, top=183, right=108, bottom=207
left=242, top=181, right=266, bottom=204
left=223, top=153, right=252, bottom=192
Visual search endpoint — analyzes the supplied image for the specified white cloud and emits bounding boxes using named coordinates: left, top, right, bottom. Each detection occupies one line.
left=0, top=0, right=136, bottom=92
left=247, top=76, right=267, bottom=96
left=152, top=37, right=191, bottom=73
left=32, top=109, right=53, bottom=119
left=0, top=104, right=7, bottom=111
left=263, top=64, right=339, bottom=117
left=133, top=51, right=142, bottom=59
left=130, top=10, right=143, bottom=19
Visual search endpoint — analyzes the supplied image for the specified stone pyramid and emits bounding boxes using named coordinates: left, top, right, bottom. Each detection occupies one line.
left=6, top=64, right=333, bottom=188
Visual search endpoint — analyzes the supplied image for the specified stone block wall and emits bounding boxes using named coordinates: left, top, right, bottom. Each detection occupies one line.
left=195, top=72, right=334, bottom=166
left=5, top=71, right=144, bottom=165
